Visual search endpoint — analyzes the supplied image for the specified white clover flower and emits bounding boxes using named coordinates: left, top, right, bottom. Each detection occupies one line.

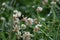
left=44, top=0, right=48, bottom=3
left=36, top=6, right=43, bottom=12
left=2, top=2, right=6, bottom=6
left=0, top=17, right=5, bottom=21
left=34, top=19, right=39, bottom=24
left=16, top=31, right=21, bottom=39
left=22, top=17, right=27, bottom=22
left=51, top=1, right=56, bottom=5
left=13, top=17, right=20, bottom=32
left=24, top=32, right=31, bottom=35
left=33, top=24, right=42, bottom=32
left=42, top=0, right=48, bottom=5
left=27, top=18, right=34, bottom=25
left=35, top=24, right=42, bottom=28
left=13, top=14, right=17, bottom=18
left=21, top=24, right=26, bottom=29
left=41, top=18, right=45, bottom=21
left=13, top=17, right=19, bottom=21
left=33, top=26, right=39, bottom=32
left=13, top=10, right=21, bottom=17
left=13, top=10, right=18, bottom=13
left=17, top=11, right=21, bottom=17
left=17, top=31, right=21, bottom=35
left=13, top=25, right=20, bottom=32
left=23, top=32, right=32, bottom=40
left=13, top=18, right=20, bottom=24
left=27, top=18, right=34, bottom=22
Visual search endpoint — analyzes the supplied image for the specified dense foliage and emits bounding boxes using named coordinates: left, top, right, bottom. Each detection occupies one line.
left=0, top=0, right=60, bottom=40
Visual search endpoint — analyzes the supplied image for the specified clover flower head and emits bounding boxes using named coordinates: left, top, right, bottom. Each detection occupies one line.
left=36, top=6, right=43, bottom=12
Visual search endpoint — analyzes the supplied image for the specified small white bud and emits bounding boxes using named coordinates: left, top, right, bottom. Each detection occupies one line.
left=35, top=24, right=42, bottom=28
left=2, top=2, right=6, bottom=6
left=17, top=12, right=21, bottom=17
left=32, top=5, right=35, bottom=8
left=51, top=1, right=56, bottom=5
left=0, top=17, right=5, bottom=21
left=13, top=10, right=18, bottom=13
left=13, top=14, right=17, bottom=18
left=21, top=24, right=26, bottom=29
left=41, top=18, right=45, bottom=21
left=36, top=6, right=43, bottom=12
left=44, top=0, right=48, bottom=3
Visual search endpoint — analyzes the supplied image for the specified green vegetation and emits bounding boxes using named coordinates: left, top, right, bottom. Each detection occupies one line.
left=0, top=0, right=60, bottom=40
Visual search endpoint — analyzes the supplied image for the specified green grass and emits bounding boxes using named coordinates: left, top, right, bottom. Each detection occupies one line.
left=0, top=0, right=60, bottom=40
